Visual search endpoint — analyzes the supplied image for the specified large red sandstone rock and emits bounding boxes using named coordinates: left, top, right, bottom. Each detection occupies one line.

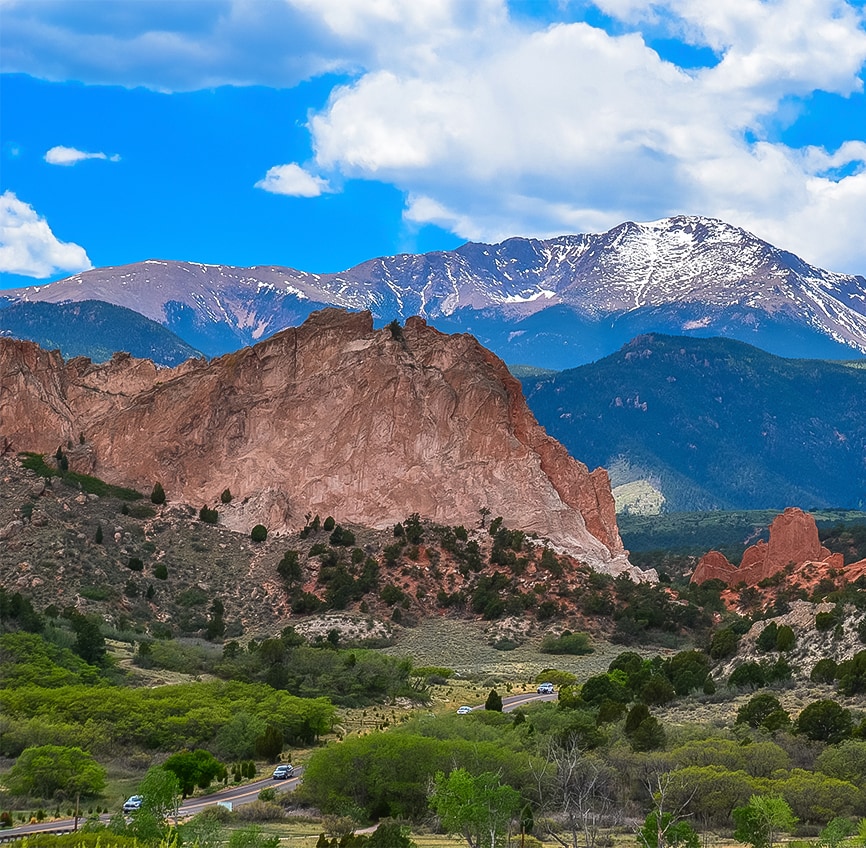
left=690, top=550, right=739, bottom=585
left=1, top=309, right=650, bottom=579
left=691, top=507, right=842, bottom=586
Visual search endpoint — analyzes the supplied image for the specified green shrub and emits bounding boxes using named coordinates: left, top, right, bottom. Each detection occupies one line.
left=539, top=630, right=593, bottom=655
left=795, top=699, right=853, bottom=743
left=775, top=624, right=796, bottom=651
left=736, top=693, right=787, bottom=728
left=199, top=505, right=219, bottom=524
left=729, top=661, right=766, bottom=689
left=277, top=550, right=302, bottom=584
left=710, top=627, right=740, bottom=660
left=329, top=526, right=355, bottom=546
left=815, top=611, right=837, bottom=631
left=535, top=669, right=577, bottom=687
left=484, top=689, right=503, bottom=711
left=810, top=657, right=838, bottom=683
left=153, top=564, right=168, bottom=580
left=380, top=584, right=406, bottom=606
left=221, top=488, right=233, bottom=504
left=151, top=482, right=166, bottom=505
left=251, top=525, right=268, bottom=543
left=756, top=622, right=778, bottom=652
left=639, top=675, right=676, bottom=706
left=412, top=666, right=454, bottom=679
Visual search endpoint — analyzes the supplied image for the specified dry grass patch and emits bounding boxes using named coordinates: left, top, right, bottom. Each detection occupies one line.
left=381, top=618, right=664, bottom=680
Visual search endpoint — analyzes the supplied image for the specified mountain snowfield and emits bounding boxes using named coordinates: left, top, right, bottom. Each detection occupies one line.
left=3, top=215, right=865, bottom=366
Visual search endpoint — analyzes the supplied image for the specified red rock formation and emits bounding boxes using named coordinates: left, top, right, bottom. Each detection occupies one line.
left=691, top=550, right=739, bottom=585
left=691, top=507, right=845, bottom=587
left=1, top=309, right=648, bottom=578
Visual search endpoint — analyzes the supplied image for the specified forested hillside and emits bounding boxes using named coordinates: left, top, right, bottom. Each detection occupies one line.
left=523, top=335, right=866, bottom=511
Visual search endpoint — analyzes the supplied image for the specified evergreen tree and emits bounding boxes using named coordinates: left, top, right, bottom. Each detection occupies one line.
left=485, top=689, right=503, bottom=712
left=255, top=725, right=284, bottom=762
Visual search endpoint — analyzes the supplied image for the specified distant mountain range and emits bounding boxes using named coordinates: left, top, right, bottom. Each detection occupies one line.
left=522, top=334, right=866, bottom=512
left=0, top=300, right=201, bottom=365
left=2, top=216, right=865, bottom=367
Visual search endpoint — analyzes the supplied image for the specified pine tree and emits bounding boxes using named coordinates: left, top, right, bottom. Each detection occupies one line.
left=485, top=689, right=503, bottom=711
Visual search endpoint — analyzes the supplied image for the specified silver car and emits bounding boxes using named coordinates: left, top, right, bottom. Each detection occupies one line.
left=123, top=795, right=143, bottom=813
left=272, top=764, right=295, bottom=779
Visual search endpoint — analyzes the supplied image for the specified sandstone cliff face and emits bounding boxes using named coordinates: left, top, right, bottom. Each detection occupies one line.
left=691, top=507, right=845, bottom=586
left=1, top=309, right=647, bottom=578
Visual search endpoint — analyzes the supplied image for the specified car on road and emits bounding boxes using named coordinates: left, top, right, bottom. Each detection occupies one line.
left=456, top=705, right=474, bottom=714
left=123, top=795, right=143, bottom=813
left=272, top=764, right=295, bottom=779
left=536, top=682, right=555, bottom=694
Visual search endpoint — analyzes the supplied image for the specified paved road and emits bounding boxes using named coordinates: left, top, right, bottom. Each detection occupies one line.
left=1, top=693, right=555, bottom=840
left=501, top=691, right=558, bottom=711
left=455, top=691, right=557, bottom=713
left=0, top=769, right=304, bottom=841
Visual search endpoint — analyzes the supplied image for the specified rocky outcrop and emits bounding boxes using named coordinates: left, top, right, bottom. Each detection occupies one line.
left=1, top=309, right=649, bottom=579
left=690, top=550, right=739, bottom=585
left=691, top=507, right=845, bottom=586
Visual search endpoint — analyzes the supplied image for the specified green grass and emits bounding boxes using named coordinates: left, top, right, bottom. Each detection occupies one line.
left=19, top=453, right=143, bottom=501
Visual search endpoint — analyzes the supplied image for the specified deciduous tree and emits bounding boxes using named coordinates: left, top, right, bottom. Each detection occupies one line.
left=430, top=768, right=521, bottom=848
left=733, top=794, right=797, bottom=848
left=6, top=744, right=106, bottom=799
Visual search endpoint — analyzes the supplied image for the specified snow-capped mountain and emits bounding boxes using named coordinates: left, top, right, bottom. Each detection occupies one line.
left=2, top=216, right=865, bottom=366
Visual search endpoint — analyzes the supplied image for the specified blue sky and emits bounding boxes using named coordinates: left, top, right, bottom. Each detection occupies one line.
left=2, top=0, right=866, bottom=290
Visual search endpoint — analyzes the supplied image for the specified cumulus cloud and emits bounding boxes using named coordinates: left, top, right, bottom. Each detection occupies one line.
left=255, top=163, right=331, bottom=197
left=304, top=1, right=866, bottom=271
left=0, top=191, right=92, bottom=278
left=44, top=146, right=121, bottom=166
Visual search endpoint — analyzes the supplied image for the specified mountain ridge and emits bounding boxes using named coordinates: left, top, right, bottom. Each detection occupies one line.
left=521, top=333, right=866, bottom=512
left=3, top=215, right=864, bottom=365
left=0, top=299, right=202, bottom=365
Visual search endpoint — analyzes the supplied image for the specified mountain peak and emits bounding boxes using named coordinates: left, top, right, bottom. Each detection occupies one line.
left=2, top=215, right=864, bottom=366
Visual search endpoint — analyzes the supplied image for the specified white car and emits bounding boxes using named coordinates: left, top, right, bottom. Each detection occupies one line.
left=456, top=705, right=474, bottom=714
left=123, top=795, right=143, bottom=813
left=537, top=682, right=555, bottom=694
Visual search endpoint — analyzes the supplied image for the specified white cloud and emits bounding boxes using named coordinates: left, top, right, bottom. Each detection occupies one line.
left=304, top=2, right=866, bottom=272
left=44, top=146, right=121, bottom=166
left=255, top=163, right=331, bottom=197
left=0, top=191, right=92, bottom=278
left=0, top=0, right=504, bottom=90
